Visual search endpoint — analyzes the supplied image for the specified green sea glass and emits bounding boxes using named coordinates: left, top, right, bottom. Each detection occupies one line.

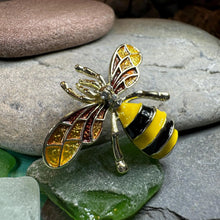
left=27, top=137, right=164, bottom=220
left=0, top=148, right=16, bottom=177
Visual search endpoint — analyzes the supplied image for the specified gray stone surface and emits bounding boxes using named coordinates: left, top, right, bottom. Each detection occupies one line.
left=144, top=124, right=220, bottom=220
left=0, top=176, right=40, bottom=220
left=0, top=0, right=114, bottom=58
left=0, top=19, right=219, bottom=155
left=135, top=206, right=187, bottom=220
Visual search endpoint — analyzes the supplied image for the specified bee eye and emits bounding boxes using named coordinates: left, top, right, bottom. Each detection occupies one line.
left=100, top=95, right=106, bottom=100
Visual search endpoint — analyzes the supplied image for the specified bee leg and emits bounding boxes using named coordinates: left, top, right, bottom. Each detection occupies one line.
left=112, top=112, right=128, bottom=174
left=60, top=81, right=96, bottom=103
left=124, top=90, right=170, bottom=102
left=78, top=79, right=101, bottom=90
left=76, top=83, right=98, bottom=98
left=75, top=64, right=106, bottom=87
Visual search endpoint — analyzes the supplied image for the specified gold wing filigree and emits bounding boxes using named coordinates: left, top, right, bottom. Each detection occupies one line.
left=43, top=104, right=108, bottom=168
left=109, top=44, right=142, bottom=94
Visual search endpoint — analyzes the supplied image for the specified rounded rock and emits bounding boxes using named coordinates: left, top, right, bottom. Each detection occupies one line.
left=0, top=19, right=219, bottom=155
left=0, top=0, right=115, bottom=58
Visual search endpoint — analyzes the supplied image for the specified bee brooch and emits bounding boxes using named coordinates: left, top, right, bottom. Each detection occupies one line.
left=43, top=44, right=178, bottom=174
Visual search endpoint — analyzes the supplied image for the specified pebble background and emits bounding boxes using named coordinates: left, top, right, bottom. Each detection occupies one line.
left=0, top=2, right=219, bottom=219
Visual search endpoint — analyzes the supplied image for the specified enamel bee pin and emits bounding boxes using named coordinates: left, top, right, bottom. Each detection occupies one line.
left=43, top=44, right=178, bottom=174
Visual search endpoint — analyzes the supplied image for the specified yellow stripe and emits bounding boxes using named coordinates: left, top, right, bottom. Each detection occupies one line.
left=117, top=102, right=142, bottom=128
left=133, top=109, right=166, bottom=150
left=151, top=129, right=178, bottom=159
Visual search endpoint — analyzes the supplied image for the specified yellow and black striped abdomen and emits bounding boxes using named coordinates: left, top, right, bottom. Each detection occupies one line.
left=117, top=102, right=178, bottom=159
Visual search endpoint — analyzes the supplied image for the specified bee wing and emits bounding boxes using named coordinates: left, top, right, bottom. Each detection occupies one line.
left=43, top=104, right=108, bottom=168
left=109, top=44, right=142, bottom=94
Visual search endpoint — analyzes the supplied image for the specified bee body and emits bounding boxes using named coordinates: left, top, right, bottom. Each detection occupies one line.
left=43, top=44, right=178, bottom=173
left=117, top=101, right=178, bottom=159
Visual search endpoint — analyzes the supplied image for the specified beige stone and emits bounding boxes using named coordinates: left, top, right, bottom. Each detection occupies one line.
left=0, top=0, right=115, bottom=57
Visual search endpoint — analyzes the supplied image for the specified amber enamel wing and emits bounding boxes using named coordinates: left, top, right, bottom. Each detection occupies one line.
left=43, top=44, right=178, bottom=174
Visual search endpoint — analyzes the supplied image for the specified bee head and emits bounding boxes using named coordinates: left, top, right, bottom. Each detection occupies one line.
left=99, top=85, right=122, bottom=110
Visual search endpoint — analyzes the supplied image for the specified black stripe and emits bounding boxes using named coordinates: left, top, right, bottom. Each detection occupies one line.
left=125, top=105, right=155, bottom=139
left=143, top=120, right=174, bottom=155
